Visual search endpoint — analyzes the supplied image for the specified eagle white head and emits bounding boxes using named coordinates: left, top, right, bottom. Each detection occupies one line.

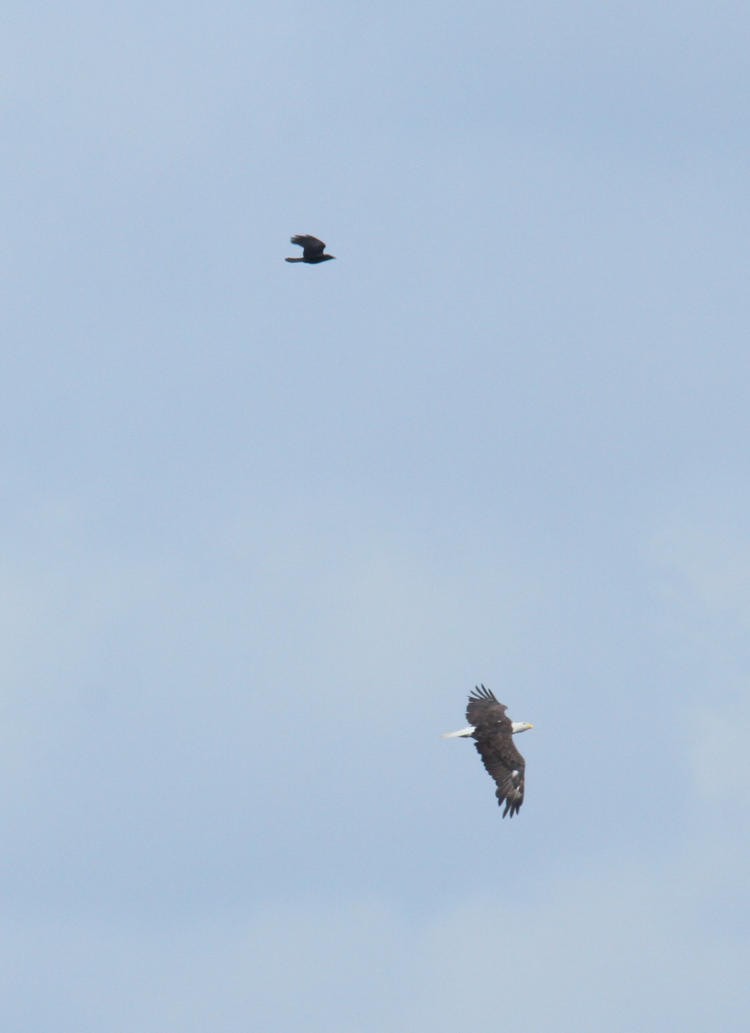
left=511, top=721, right=534, bottom=734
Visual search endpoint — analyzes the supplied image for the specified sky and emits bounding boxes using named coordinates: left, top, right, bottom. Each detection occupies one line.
left=2, top=1, right=750, bottom=1029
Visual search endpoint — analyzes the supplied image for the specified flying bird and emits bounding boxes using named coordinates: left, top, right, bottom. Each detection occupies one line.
left=442, top=685, right=533, bottom=817
left=285, top=235, right=336, bottom=264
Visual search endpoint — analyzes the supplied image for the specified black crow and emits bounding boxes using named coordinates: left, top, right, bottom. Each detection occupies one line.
left=285, top=235, right=336, bottom=264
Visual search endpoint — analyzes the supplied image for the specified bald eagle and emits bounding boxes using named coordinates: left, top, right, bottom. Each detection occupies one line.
left=442, top=685, right=533, bottom=818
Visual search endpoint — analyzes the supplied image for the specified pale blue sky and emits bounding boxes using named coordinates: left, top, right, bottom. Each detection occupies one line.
left=2, top=2, right=749, bottom=1030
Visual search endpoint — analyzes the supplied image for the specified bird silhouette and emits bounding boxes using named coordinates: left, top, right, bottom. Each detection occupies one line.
left=285, top=235, right=336, bottom=264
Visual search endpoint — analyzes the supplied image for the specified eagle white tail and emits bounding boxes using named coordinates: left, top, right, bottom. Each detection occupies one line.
left=441, top=725, right=476, bottom=738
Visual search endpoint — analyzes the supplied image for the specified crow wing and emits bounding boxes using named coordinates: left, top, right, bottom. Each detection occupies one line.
left=290, top=234, right=327, bottom=259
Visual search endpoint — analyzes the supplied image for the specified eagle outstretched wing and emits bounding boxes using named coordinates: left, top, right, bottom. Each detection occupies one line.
left=466, top=683, right=511, bottom=729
